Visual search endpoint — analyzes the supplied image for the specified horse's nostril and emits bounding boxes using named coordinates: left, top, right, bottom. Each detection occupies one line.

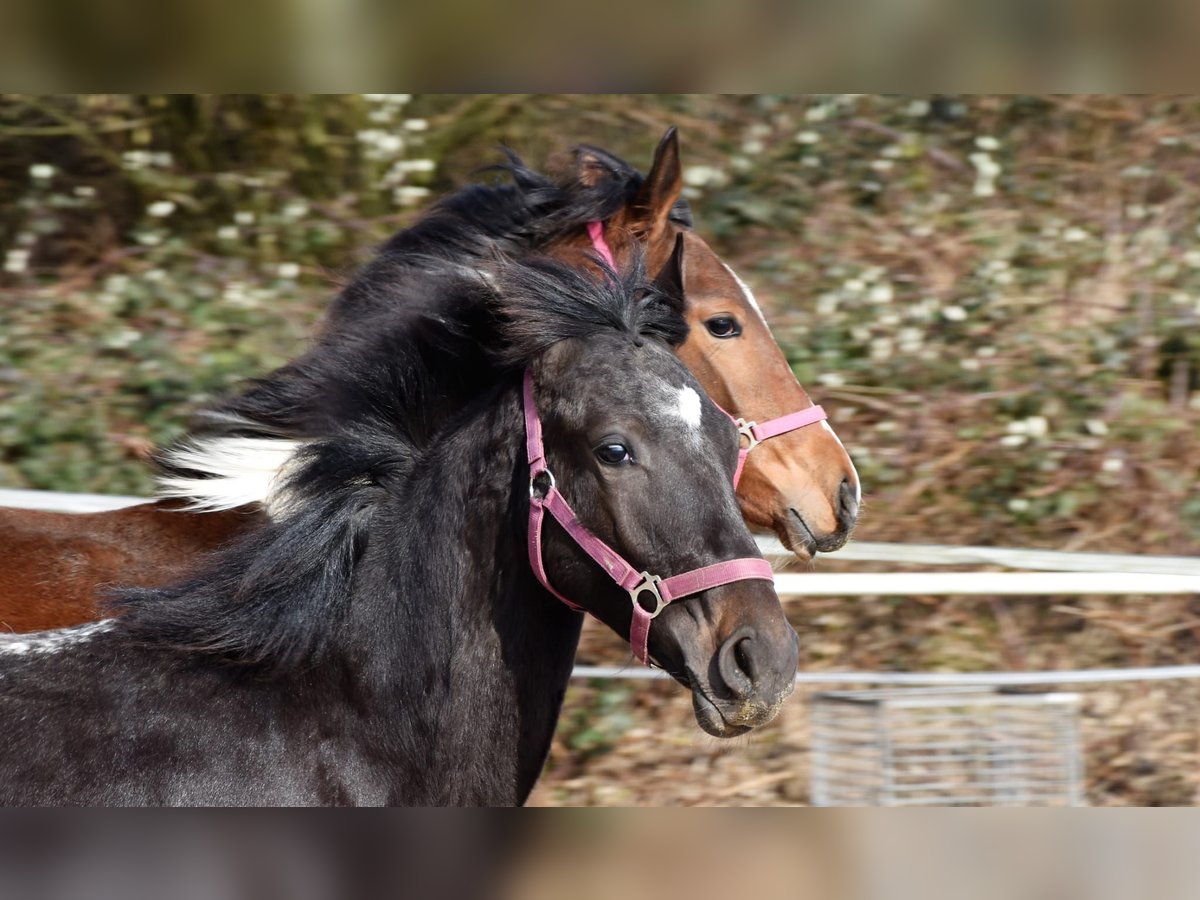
left=838, top=477, right=860, bottom=525
left=717, top=627, right=757, bottom=699
left=734, top=637, right=756, bottom=683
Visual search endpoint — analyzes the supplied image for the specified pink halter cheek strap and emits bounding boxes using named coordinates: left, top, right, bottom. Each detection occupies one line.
left=717, top=404, right=829, bottom=488
left=587, top=221, right=617, bottom=268
left=523, top=369, right=774, bottom=665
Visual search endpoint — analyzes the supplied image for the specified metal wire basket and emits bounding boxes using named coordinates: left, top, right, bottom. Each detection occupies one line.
left=810, top=687, right=1084, bottom=806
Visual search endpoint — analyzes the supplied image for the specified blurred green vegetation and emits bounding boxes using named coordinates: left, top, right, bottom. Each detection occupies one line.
left=1, top=94, right=1198, bottom=554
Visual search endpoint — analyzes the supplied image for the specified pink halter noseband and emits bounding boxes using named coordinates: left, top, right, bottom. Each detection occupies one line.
left=587, top=221, right=828, bottom=488
left=523, top=370, right=774, bottom=665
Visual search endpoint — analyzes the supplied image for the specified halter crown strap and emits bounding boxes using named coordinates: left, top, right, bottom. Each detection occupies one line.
left=523, top=369, right=774, bottom=664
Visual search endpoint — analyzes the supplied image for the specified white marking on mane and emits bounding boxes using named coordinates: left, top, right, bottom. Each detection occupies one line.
left=821, top=420, right=862, bottom=504
left=0, top=620, right=115, bottom=656
left=157, top=436, right=305, bottom=514
left=675, top=387, right=703, bottom=430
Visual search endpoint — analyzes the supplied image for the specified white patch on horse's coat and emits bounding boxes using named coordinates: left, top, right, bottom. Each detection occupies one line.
left=676, top=387, right=703, bottom=430
left=821, top=420, right=862, bottom=504
left=157, top=436, right=304, bottom=515
left=0, top=620, right=114, bottom=656
left=722, top=262, right=770, bottom=328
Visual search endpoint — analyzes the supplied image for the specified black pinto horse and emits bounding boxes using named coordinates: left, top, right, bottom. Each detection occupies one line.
left=0, top=258, right=798, bottom=806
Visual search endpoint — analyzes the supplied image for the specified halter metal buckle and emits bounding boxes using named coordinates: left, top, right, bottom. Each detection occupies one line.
left=734, top=418, right=760, bottom=452
left=529, top=467, right=556, bottom=500
left=629, top=572, right=666, bottom=618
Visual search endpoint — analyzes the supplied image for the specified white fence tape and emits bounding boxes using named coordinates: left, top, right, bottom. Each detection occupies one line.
left=573, top=664, right=1200, bottom=687
left=5, top=487, right=1199, bottom=687
left=7, top=488, right=1199, bottom=575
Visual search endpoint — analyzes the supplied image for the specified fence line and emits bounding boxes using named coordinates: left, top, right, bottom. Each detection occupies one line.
left=6, top=488, right=1200, bottom=575
left=6, top=487, right=1200, bottom=688
left=571, top=664, right=1200, bottom=687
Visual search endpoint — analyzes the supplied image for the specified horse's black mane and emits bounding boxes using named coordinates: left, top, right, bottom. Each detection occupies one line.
left=170, top=142, right=689, bottom=450
left=328, top=144, right=691, bottom=326
left=120, top=252, right=685, bottom=675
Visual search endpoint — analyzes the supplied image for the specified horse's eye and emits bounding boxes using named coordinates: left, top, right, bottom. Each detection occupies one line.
left=705, top=316, right=742, bottom=338
left=594, top=442, right=633, bottom=466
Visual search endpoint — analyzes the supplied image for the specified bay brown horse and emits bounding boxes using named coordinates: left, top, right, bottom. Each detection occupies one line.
left=0, top=129, right=858, bottom=633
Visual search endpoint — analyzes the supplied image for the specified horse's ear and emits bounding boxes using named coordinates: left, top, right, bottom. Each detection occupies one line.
left=652, top=231, right=687, bottom=314
left=574, top=144, right=632, bottom=189
left=632, top=127, right=683, bottom=245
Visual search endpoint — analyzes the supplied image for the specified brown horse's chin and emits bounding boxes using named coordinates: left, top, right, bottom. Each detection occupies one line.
left=774, top=510, right=818, bottom=561
left=690, top=685, right=787, bottom=739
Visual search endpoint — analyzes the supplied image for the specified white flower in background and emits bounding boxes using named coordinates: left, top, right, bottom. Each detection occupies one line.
left=73, top=185, right=96, bottom=199
left=144, top=269, right=166, bottom=282
left=1126, top=204, right=1147, bottom=220
left=969, top=152, right=1001, bottom=197
left=842, top=278, right=865, bottom=294
left=1000, top=434, right=1027, bottom=448
left=395, top=159, right=436, bottom=174
left=1007, top=498, right=1031, bottom=512
left=882, top=144, right=904, bottom=159
left=4, top=249, right=30, bottom=273
left=1101, top=456, right=1124, bottom=473
left=868, top=283, right=894, bottom=303
left=805, top=105, right=828, bottom=122
left=683, top=165, right=725, bottom=188
left=1184, top=250, right=1200, bottom=268
left=815, top=293, right=839, bottom=316
left=898, top=327, right=924, bottom=352
left=402, top=118, right=428, bottom=132
left=802, top=155, right=820, bottom=168
left=905, top=99, right=931, bottom=117
left=277, top=262, right=301, bottom=279
left=283, top=201, right=309, bottom=220
left=795, top=130, right=820, bottom=144
left=871, top=159, right=894, bottom=173
left=869, top=337, right=893, bottom=360
left=1062, top=226, right=1090, bottom=242
left=375, top=133, right=403, bottom=155
left=147, top=201, right=176, bottom=218
left=216, top=226, right=238, bottom=241
left=365, top=93, right=411, bottom=105
left=817, top=372, right=846, bottom=387
left=137, top=232, right=162, bottom=246
left=1023, top=416, right=1049, bottom=438
left=234, top=211, right=255, bottom=226
left=960, top=358, right=980, bottom=371
left=29, top=164, right=54, bottom=181
left=1084, top=419, right=1108, bottom=436
left=369, top=108, right=395, bottom=124
left=393, top=186, right=431, bottom=206
left=941, top=305, right=967, bottom=322
left=975, top=135, right=1000, bottom=151
left=741, top=139, right=765, bottom=155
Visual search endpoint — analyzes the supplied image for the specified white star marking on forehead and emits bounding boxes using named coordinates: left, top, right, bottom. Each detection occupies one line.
left=676, top=386, right=702, bottom=430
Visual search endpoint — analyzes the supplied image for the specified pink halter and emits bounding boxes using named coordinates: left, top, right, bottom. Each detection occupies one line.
left=587, top=221, right=829, bottom=488
left=523, top=370, right=774, bottom=665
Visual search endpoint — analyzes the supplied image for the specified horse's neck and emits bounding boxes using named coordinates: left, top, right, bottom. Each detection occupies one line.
left=348, top=396, right=582, bottom=805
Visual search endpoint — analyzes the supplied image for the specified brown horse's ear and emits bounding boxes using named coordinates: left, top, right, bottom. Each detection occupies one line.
left=632, top=127, right=684, bottom=245
left=652, top=231, right=687, bottom=315
left=574, top=144, right=633, bottom=189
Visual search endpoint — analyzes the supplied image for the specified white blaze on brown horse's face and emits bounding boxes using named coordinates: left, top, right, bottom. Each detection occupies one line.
left=587, top=127, right=860, bottom=560
left=670, top=231, right=860, bottom=558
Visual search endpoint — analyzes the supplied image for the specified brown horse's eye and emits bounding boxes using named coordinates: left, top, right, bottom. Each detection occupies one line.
left=705, top=316, right=742, bottom=338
